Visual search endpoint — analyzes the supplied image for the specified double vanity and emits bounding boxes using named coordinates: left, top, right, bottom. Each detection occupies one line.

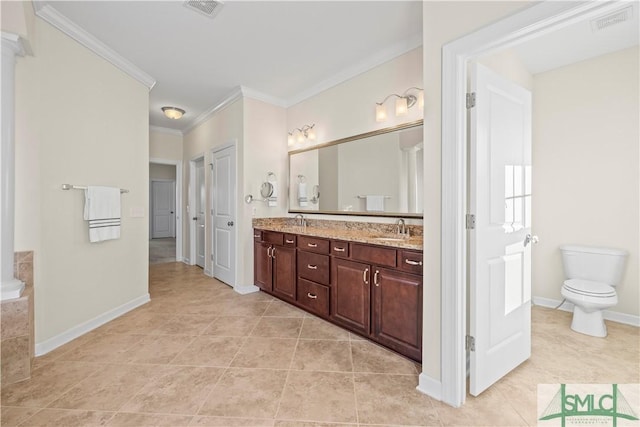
left=253, top=218, right=423, bottom=361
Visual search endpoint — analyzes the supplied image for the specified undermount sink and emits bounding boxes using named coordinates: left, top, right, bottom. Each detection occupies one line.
left=372, top=236, right=407, bottom=242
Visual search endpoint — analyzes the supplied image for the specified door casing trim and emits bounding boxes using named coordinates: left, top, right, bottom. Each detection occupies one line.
left=149, top=158, right=182, bottom=262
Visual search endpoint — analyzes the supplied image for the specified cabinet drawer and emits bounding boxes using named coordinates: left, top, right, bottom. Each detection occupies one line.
left=351, top=243, right=397, bottom=268
left=297, top=235, right=330, bottom=254
left=253, top=229, right=263, bottom=241
left=297, top=250, right=330, bottom=285
left=283, top=234, right=297, bottom=247
left=398, top=250, right=423, bottom=274
left=331, top=240, right=349, bottom=258
left=263, top=231, right=284, bottom=245
left=297, top=278, right=329, bottom=318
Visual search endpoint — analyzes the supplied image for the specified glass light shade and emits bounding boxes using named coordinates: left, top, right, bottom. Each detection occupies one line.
left=287, top=133, right=294, bottom=146
left=417, top=91, right=424, bottom=109
left=395, top=97, right=408, bottom=116
left=375, top=104, right=387, bottom=122
left=297, top=131, right=305, bottom=143
left=307, top=127, right=316, bottom=141
left=162, top=106, right=185, bottom=120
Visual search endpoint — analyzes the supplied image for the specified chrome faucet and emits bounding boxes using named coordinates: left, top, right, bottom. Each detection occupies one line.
left=294, top=214, right=306, bottom=228
left=396, top=218, right=406, bottom=235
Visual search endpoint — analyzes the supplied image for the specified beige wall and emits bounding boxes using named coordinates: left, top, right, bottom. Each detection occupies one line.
left=422, top=0, right=531, bottom=381
left=182, top=98, right=244, bottom=278
left=14, top=19, right=149, bottom=345
left=532, top=47, right=639, bottom=317
left=149, top=163, right=176, bottom=181
left=150, top=129, right=183, bottom=161
left=242, top=98, right=288, bottom=287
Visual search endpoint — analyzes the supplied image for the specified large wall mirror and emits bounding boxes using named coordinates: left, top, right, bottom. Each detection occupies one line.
left=289, top=120, right=423, bottom=218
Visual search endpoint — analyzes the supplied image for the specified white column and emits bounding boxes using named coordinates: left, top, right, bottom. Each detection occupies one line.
left=1, top=33, right=25, bottom=300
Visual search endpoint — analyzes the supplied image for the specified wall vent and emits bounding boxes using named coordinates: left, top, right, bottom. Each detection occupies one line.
left=184, top=0, right=224, bottom=19
left=590, top=6, right=633, bottom=32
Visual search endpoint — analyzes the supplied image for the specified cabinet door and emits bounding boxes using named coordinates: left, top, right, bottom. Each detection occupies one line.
left=372, top=267, right=422, bottom=361
left=254, top=242, right=272, bottom=291
left=331, top=258, right=370, bottom=336
left=273, top=245, right=296, bottom=301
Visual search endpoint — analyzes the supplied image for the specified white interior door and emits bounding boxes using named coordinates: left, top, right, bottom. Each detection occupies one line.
left=151, top=180, right=175, bottom=239
left=469, top=63, right=533, bottom=396
left=212, top=145, right=236, bottom=286
left=195, top=160, right=206, bottom=268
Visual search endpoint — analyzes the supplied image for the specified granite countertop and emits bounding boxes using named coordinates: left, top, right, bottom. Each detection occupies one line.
left=254, top=221, right=423, bottom=251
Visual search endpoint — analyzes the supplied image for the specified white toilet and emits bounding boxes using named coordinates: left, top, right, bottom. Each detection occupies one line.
left=560, top=245, right=628, bottom=337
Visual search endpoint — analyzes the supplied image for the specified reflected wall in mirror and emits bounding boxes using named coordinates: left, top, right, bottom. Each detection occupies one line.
left=289, top=120, right=423, bottom=218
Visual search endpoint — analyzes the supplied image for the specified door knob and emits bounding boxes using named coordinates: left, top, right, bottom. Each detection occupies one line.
left=227, top=221, right=234, bottom=226
left=170, top=211, right=174, bottom=214
left=192, top=217, right=197, bottom=220
left=524, top=234, right=539, bottom=247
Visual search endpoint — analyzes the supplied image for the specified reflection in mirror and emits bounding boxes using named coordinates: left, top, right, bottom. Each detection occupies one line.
left=289, top=121, right=423, bottom=217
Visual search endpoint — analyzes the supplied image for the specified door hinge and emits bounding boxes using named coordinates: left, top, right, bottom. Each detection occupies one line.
left=466, top=335, right=475, bottom=352
left=466, top=92, right=476, bottom=109
left=466, top=214, right=476, bottom=230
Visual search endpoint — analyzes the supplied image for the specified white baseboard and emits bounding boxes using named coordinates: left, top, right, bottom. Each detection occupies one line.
left=416, top=372, right=442, bottom=401
left=182, top=258, right=190, bottom=265
left=204, top=269, right=213, bottom=277
left=34, top=293, right=150, bottom=356
left=234, top=284, right=260, bottom=295
left=533, top=296, right=640, bottom=327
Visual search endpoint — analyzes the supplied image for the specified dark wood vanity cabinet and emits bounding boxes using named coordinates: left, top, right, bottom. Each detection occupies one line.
left=253, top=231, right=296, bottom=301
left=254, top=228, right=423, bottom=361
left=331, top=258, right=371, bottom=335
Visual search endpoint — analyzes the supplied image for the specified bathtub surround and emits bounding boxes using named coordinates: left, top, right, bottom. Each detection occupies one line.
left=1, top=251, right=35, bottom=386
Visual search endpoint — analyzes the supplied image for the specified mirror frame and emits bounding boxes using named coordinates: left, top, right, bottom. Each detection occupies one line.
left=288, top=119, right=424, bottom=218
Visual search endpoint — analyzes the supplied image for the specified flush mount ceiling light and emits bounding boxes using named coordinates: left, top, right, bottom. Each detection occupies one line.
left=161, top=106, right=186, bottom=120
left=288, top=124, right=316, bottom=146
left=375, top=87, right=424, bottom=122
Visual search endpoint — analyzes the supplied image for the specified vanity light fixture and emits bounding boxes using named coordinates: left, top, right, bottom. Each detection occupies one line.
left=288, top=124, right=316, bottom=146
left=161, top=106, right=186, bottom=120
left=375, top=87, right=423, bottom=122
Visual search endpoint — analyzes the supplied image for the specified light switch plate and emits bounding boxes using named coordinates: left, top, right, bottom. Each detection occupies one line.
left=129, top=207, right=145, bottom=218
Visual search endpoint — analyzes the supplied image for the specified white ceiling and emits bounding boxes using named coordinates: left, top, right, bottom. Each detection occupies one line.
left=513, top=2, right=639, bottom=74
left=35, top=1, right=639, bottom=134
left=47, top=1, right=423, bottom=132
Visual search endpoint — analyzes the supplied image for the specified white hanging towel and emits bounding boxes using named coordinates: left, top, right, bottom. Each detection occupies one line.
left=268, top=177, right=278, bottom=207
left=83, top=186, right=121, bottom=243
left=365, top=195, right=385, bottom=212
left=298, top=182, right=308, bottom=207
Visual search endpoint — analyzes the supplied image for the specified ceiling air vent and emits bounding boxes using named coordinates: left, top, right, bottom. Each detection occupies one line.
left=590, top=6, right=633, bottom=32
left=184, top=0, right=224, bottom=19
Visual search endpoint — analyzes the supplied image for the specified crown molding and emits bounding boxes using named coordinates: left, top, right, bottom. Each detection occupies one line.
left=149, top=125, right=183, bottom=136
left=182, top=86, right=244, bottom=134
left=32, top=1, right=156, bottom=90
left=285, top=34, right=423, bottom=108
left=240, top=86, right=287, bottom=108
left=1, top=32, right=26, bottom=57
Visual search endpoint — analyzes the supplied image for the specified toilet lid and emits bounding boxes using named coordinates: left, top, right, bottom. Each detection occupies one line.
left=563, top=279, right=616, bottom=297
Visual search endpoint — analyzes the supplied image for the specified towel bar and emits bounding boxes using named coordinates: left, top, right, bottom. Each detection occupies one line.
left=356, top=195, right=390, bottom=199
left=61, top=184, right=129, bottom=194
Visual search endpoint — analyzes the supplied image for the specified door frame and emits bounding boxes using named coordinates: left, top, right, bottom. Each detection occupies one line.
left=189, top=154, right=205, bottom=266
left=210, top=140, right=237, bottom=284
left=439, top=1, right=624, bottom=407
left=149, top=158, right=182, bottom=262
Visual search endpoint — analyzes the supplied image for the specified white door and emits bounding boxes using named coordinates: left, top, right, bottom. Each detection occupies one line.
left=151, top=180, right=175, bottom=239
left=469, top=63, right=533, bottom=396
left=195, top=160, right=206, bottom=268
left=212, top=145, right=236, bottom=286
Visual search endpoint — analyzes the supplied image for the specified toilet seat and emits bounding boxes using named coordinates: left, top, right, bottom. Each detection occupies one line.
left=562, top=279, right=616, bottom=298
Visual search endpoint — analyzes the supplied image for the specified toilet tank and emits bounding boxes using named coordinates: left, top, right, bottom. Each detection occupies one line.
left=560, top=245, right=628, bottom=286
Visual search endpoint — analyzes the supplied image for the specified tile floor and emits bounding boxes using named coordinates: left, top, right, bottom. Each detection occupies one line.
left=149, top=238, right=176, bottom=265
left=1, top=262, right=638, bottom=426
